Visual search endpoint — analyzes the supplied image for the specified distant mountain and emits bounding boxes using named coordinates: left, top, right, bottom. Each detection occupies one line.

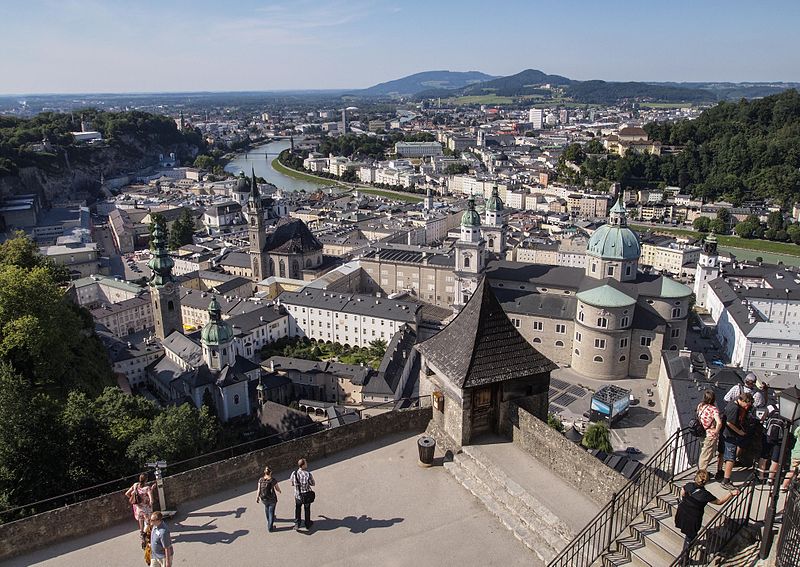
left=458, top=68, right=573, bottom=96
left=359, top=70, right=497, bottom=96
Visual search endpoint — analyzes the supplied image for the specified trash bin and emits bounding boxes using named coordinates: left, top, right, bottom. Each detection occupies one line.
left=417, top=436, right=436, bottom=467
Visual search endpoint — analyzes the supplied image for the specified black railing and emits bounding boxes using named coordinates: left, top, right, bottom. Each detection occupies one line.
left=548, top=428, right=701, bottom=567
left=776, top=473, right=800, bottom=567
left=671, top=475, right=758, bottom=566
left=0, top=396, right=423, bottom=523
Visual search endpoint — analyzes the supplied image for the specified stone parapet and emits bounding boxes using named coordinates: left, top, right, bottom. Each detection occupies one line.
left=0, top=406, right=431, bottom=561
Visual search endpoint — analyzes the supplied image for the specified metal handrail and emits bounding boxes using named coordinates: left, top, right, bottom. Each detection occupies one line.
left=670, top=474, right=758, bottom=566
left=548, top=427, right=699, bottom=567
left=0, top=395, right=424, bottom=523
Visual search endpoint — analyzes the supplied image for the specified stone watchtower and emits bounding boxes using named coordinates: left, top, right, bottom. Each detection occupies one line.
left=454, top=197, right=485, bottom=309
left=417, top=276, right=555, bottom=449
left=148, top=223, right=183, bottom=340
left=247, top=167, right=268, bottom=281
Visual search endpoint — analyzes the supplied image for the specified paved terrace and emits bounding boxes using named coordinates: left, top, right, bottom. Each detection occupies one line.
left=11, top=433, right=547, bottom=567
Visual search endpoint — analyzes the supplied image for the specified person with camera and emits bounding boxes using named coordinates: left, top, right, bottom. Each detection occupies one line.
left=291, top=458, right=316, bottom=531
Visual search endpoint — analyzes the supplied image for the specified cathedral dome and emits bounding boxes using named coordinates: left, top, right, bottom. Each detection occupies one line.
left=586, top=199, right=640, bottom=261
left=461, top=198, right=481, bottom=227
left=234, top=175, right=250, bottom=193
left=201, top=297, right=234, bottom=346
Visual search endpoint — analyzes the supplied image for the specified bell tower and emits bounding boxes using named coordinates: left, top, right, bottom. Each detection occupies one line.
left=148, top=222, right=183, bottom=340
left=248, top=167, right=268, bottom=281
left=694, top=232, right=719, bottom=308
left=454, top=197, right=485, bottom=309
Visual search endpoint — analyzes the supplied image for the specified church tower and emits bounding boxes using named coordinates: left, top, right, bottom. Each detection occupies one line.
left=694, top=232, right=719, bottom=308
left=148, top=222, right=183, bottom=340
left=424, top=188, right=433, bottom=213
left=454, top=198, right=485, bottom=308
left=201, top=297, right=236, bottom=371
left=247, top=167, right=268, bottom=280
left=483, top=185, right=506, bottom=256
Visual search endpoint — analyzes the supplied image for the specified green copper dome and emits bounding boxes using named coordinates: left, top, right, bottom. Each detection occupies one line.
left=461, top=198, right=481, bottom=227
left=201, top=297, right=234, bottom=346
left=486, top=186, right=503, bottom=212
left=587, top=199, right=640, bottom=260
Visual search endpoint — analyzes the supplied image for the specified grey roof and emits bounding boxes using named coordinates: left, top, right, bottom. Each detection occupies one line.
left=364, top=325, right=417, bottom=396
left=493, top=288, right=577, bottom=320
left=218, top=251, right=252, bottom=268
left=264, top=217, right=323, bottom=254
left=162, top=331, right=203, bottom=367
left=485, top=261, right=585, bottom=290
left=228, top=305, right=285, bottom=336
left=278, top=288, right=419, bottom=323
left=417, top=277, right=556, bottom=388
left=263, top=356, right=373, bottom=384
left=148, top=355, right=189, bottom=391
left=210, top=277, right=253, bottom=294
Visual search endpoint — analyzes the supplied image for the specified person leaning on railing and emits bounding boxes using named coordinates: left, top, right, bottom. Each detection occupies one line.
left=675, top=470, right=740, bottom=555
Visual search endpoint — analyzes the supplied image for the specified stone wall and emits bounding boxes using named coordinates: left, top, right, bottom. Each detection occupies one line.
left=0, top=406, right=431, bottom=562
left=504, top=399, right=626, bottom=505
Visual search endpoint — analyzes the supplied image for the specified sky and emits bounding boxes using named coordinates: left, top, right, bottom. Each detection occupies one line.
left=1, top=0, right=798, bottom=94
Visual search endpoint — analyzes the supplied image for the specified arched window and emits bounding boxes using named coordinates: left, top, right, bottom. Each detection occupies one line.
left=639, top=354, right=650, bottom=361
left=464, top=256, right=471, bottom=268
left=619, top=355, right=627, bottom=362
left=597, top=317, right=608, bottom=328
left=555, top=340, right=564, bottom=347
left=234, top=394, right=240, bottom=405
left=222, top=348, right=227, bottom=356
left=279, top=259, right=286, bottom=278
left=625, top=265, right=632, bottom=276
left=292, top=260, right=300, bottom=277
left=488, top=238, right=494, bottom=248
left=671, top=308, right=681, bottom=318
left=621, top=317, right=629, bottom=327
left=167, top=300, right=174, bottom=312
left=305, top=258, right=311, bottom=268
left=533, top=337, right=541, bottom=343
left=269, top=258, right=275, bottom=276
left=578, top=311, right=585, bottom=322
left=593, top=356, right=603, bottom=363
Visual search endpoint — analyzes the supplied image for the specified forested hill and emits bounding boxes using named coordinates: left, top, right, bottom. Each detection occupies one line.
left=0, top=110, right=203, bottom=202
left=577, top=89, right=800, bottom=205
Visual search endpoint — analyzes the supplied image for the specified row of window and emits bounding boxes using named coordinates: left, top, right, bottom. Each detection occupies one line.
left=574, top=349, right=650, bottom=362
left=750, top=351, right=800, bottom=360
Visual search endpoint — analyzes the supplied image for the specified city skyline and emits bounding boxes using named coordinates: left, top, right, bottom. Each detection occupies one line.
left=1, top=0, right=799, bottom=95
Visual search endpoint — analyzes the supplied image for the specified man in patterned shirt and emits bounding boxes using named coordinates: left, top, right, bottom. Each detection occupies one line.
left=291, top=458, right=315, bottom=530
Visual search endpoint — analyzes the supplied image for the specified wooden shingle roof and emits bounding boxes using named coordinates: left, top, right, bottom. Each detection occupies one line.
left=417, top=277, right=556, bottom=388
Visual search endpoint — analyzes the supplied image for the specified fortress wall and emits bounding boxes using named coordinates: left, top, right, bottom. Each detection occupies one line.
left=0, top=406, right=431, bottom=561
left=504, top=399, right=626, bottom=506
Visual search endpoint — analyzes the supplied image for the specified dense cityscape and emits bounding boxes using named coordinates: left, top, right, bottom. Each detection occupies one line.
left=1, top=2, right=799, bottom=566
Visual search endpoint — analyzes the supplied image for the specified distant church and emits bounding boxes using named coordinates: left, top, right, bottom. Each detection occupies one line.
left=245, top=171, right=324, bottom=281
left=146, top=223, right=259, bottom=421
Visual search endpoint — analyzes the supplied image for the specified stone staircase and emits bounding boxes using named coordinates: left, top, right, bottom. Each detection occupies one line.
left=599, top=483, right=735, bottom=567
left=443, top=444, right=574, bottom=564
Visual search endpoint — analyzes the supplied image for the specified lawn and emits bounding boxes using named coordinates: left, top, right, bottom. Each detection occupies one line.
left=630, top=224, right=800, bottom=257
left=271, top=157, right=334, bottom=185
left=261, top=337, right=387, bottom=369
left=357, top=187, right=423, bottom=203
left=451, top=94, right=515, bottom=105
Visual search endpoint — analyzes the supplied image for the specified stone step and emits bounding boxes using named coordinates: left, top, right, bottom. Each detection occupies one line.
left=443, top=456, right=553, bottom=564
left=629, top=520, right=682, bottom=564
left=458, top=446, right=573, bottom=547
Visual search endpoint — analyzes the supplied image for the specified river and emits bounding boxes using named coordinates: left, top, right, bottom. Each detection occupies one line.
left=224, top=139, right=327, bottom=193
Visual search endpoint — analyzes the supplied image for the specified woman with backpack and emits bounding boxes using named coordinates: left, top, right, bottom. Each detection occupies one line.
left=125, top=474, right=155, bottom=540
left=255, top=465, right=281, bottom=532
left=696, top=389, right=723, bottom=473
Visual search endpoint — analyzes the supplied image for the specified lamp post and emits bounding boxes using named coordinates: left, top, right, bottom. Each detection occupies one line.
left=760, top=385, right=800, bottom=559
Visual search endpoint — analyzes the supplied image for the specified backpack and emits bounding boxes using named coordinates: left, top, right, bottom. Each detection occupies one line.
left=258, top=478, right=276, bottom=501
left=765, top=414, right=785, bottom=444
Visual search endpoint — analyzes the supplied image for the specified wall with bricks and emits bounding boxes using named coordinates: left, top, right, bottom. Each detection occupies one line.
left=0, top=406, right=431, bottom=561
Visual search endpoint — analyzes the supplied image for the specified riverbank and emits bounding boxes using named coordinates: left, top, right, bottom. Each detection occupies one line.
left=273, top=155, right=425, bottom=203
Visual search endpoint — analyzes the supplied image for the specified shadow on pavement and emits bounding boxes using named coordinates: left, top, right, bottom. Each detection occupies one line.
left=173, top=529, right=249, bottom=545
left=308, top=515, right=404, bottom=534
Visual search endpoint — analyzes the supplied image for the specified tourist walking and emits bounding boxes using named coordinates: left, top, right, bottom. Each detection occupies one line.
left=125, top=474, right=155, bottom=538
left=719, top=392, right=754, bottom=490
left=675, top=470, right=739, bottom=555
left=256, top=465, right=281, bottom=532
left=149, top=511, right=173, bottom=567
left=291, top=458, right=315, bottom=530
left=697, top=389, right=722, bottom=472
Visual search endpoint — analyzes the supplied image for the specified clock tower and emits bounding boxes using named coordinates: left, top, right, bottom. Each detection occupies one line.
left=148, top=222, right=183, bottom=340
left=247, top=167, right=268, bottom=281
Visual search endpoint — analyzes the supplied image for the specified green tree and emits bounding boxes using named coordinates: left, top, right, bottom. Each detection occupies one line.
left=193, top=155, right=215, bottom=170
left=734, top=215, right=763, bottom=239
left=368, top=339, right=387, bottom=361
left=787, top=224, right=800, bottom=244
left=693, top=217, right=711, bottom=232
left=709, top=218, right=727, bottom=235
left=547, top=413, right=565, bottom=433
left=126, top=404, right=218, bottom=466
left=168, top=209, right=195, bottom=250
left=582, top=422, right=613, bottom=452
left=445, top=163, right=469, bottom=175
left=0, top=231, right=70, bottom=283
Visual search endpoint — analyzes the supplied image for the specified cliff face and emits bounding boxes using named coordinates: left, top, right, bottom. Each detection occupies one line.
left=0, top=137, right=199, bottom=205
